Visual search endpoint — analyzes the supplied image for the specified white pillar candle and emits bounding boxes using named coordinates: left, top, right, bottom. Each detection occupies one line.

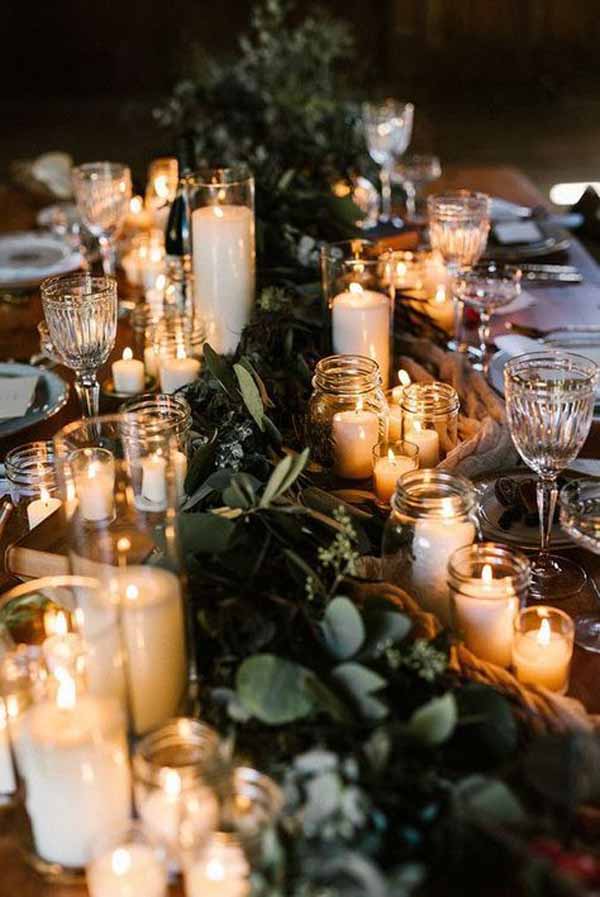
left=159, top=353, right=201, bottom=394
left=332, top=283, right=390, bottom=387
left=332, top=402, right=380, bottom=480
left=74, top=455, right=115, bottom=523
left=373, top=449, right=418, bottom=504
left=112, top=347, right=145, bottom=396
left=184, top=835, right=250, bottom=897
left=26, top=486, right=61, bottom=530
left=20, top=681, right=131, bottom=869
left=0, top=699, right=15, bottom=796
left=512, top=617, right=572, bottom=692
left=87, top=843, right=167, bottom=897
left=404, top=421, right=440, bottom=468
left=452, top=564, right=518, bottom=668
left=192, top=205, right=255, bottom=355
left=141, top=453, right=168, bottom=506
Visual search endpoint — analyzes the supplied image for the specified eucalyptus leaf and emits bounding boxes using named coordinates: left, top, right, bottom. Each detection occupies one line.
left=259, top=449, right=309, bottom=508
left=178, top=512, right=236, bottom=555
left=455, top=775, right=526, bottom=826
left=320, top=596, right=365, bottom=661
left=304, top=673, right=354, bottom=724
left=234, top=363, right=265, bottom=430
left=223, top=473, right=259, bottom=510
left=203, top=343, right=237, bottom=396
left=183, top=441, right=217, bottom=496
left=360, top=610, right=412, bottom=659
left=331, top=662, right=388, bottom=722
left=236, top=654, right=315, bottom=724
left=181, top=468, right=235, bottom=512
left=407, top=693, right=457, bottom=746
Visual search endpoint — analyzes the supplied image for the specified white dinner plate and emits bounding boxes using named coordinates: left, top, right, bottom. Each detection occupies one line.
left=0, top=231, right=82, bottom=288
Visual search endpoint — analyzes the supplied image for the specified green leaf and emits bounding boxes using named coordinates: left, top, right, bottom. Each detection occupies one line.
left=304, top=673, right=353, bottom=724
left=236, top=654, right=315, bottom=724
left=203, top=343, right=237, bottom=396
left=360, top=610, right=412, bottom=659
left=234, top=363, right=265, bottom=430
left=238, top=356, right=274, bottom=408
left=407, top=693, right=457, bottom=746
left=222, top=473, right=260, bottom=510
left=178, top=512, right=236, bottom=555
left=259, top=449, right=309, bottom=508
left=331, top=662, right=388, bottom=722
left=181, top=468, right=234, bottom=512
left=455, top=776, right=526, bottom=826
left=283, top=549, right=326, bottom=596
left=321, top=597, right=365, bottom=661
left=183, top=441, right=217, bottom=496
left=455, top=685, right=518, bottom=763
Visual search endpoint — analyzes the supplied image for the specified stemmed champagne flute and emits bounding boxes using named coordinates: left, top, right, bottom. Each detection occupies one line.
left=362, top=100, right=414, bottom=224
left=504, top=351, right=598, bottom=599
left=453, top=263, right=521, bottom=371
left=427, top=191, right=491, bottom=353
left=72, top=162, right=131, bottom=276
left=560, top=479, right=600, bottom=650
left=41, top=273, right=117, bottom=417
left=393, top=153, right=441, bottom=224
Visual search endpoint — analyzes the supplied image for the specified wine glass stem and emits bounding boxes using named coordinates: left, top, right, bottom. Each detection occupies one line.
left=75, top=372, right=100, bottom=418
left=537, top=475, right=558, bottom=557
left=453, top=298, right=465, bottom=352
left=478, top=311, right=491, bottom=369
left=98, top=236, right=117, bottom=277
left=380, top=166, right=392, bottom=221
left=404, top=180, right=416, bottom=218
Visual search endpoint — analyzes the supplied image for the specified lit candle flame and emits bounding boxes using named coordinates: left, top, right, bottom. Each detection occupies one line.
left=117, top=537, right=131, bottom=555
left=349, top=282, right=363, bottom=294
left=163, top=768, right=182, bottom=800
left=412, top=420, right=422, bottom=433
left=125, top=584, right=139, bottom=601
left=213, top=206, right=224, bottom=218
left=122, top=347, right=133, bottom=362
left=56, top=675, right=76, bottom=710
left=176, top=342, right=187, bottom=360
left=130, top=196, right=143, bottom=215
left=43, top=607, right=68, bottom=636
left=111, top=848, right=132, bottom=877
left=355, top=397, right=364, bottom=413
left=434, top=285, right=446, bottom=304
left=154, top=174, right=170, bottom=200
left=482, top=563, right=493, bottom=584
left=440, top=497, right=454, bottom=519
left=398, top=370, right=411, bottom=388
left=40, top=485, right=51, bottom=504
left=87, top=462, right=98, bottom=480
left=206, top=859, right=226, bottom=882
left=387, top=448, right=395, bottom=462
left=155, top=273, right=166, bottom=291
left=537, top=617, right=551, bottom=647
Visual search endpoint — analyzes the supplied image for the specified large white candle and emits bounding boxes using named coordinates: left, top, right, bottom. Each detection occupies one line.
left=452, top=564, right=518, bottom=668
left=192, top=205, right=255, bottom=355
left=512, top=617, right=572, bottom=692
left=19, top=680, right=131, bottom=869
left=87, top=843, right=167, bottom=897
left=112, top=347, right=145, bottom=395
left=332, top=401, right=380, bottom=479
left=26, top=486, right=61, bottom=530
left=332, top=283, right=390, bottom=387
left=373, top=448, right=418, bottom=504
left=404, top=421, right=440, bottom=468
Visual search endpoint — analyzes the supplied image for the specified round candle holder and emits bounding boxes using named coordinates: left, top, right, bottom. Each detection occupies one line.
left=221, top=767, right=283, bottom=863
left=512, top=606, right=574, bottom=694
left=382, top=469, right=478, bottom=626
left=120, top=392, right=192, bottom=454
left=86, top=821, right=168, bottom=897
left=448, top=542, right=530, bottom=668
left=372, top=440, right=419, bottom=507
left=183, top=831, right=250, bottom=897
left=400, top=381, right=460, bottom=466
left=5, top=441, right=61, bottom=532
left=306, top=354, right=387, bottom=480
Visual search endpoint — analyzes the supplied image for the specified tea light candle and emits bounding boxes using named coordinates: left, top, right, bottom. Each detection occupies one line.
left=452, top=563, right=518, bottom=668
left=87, top=843, right=167, bottom=897
left=159, top=349, right=201, bottom=394
left=21, top=678, right=131, bottom=869
left=141, top=452, right=168, bottom=506
left=192, top=205, right=255, bottom=355
left=112, top=347, right=145, bottom=395
left=332, top=283, right=390, bottom=387
left=373, top=446, right=418, bottom=504
left=425, top=284, right=454, bottom=332
left=138, top=771, right=218, bottom=859
left=184, top=834, right=250, bottom=897
left=404, top=420, right=440, bottom=468
left=72, top=450, right=115, bottom=522
left=332, top=399, right=379, bottom=480
left=27, top=486, right=61, bottom=530
left=125, top=195, right=153, bottom=232
left=512, top=609, right=573, bottom=693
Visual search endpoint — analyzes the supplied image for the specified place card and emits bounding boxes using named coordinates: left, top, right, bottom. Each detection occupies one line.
left=493, top=220, right=543, bottom=245
left=0, top=376, right=38, bottom=419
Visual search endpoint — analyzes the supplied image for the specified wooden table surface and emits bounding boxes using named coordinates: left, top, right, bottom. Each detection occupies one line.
left=1, top=165, right=600, bottom=893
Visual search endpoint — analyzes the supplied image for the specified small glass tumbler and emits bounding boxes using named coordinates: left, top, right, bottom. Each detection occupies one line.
left=183, top=832, right=251, bottom=897
left=448, top=542, right=530, bottom=668
left=86, top=822, right=168, bottom=897
left=393, top=153, right=442, bottom=224
left=306, top=355, right=388, bottom=479
left=5, top=441, right=61, bottom=531
left=382, top=469, right=478, bottom=626
left=120, top=393, right=193, bottom=456
left=512, top=606, right=574, bottom=694
left=372, top=440, right=419, bottom=506
left=320, top=240, right=393, bottom=387
left=400, top=381, right=460, bottom=466
left=221, top=767, right=283, bottom=863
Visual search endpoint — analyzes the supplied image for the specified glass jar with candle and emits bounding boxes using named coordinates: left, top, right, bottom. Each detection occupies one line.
left=5, top=441, right=62, bottom=531
left=221, top=767, right=283, bottom=864
left=187, top=164, right=255, bottom=356
left=306, top=355, right=387, bottom=480
left=120, top=392, right=193, bottom=454
left=372, top=440, right=419, bottom=506
left=121, top=229, right=166, bottom=290
left=53, top=414, right=190, bottom=736
left=145, top=312, right=202, bottom=394
left=183, top=831, right=251, bottom=897
left=401, top=381, right=460, bottom=466
left=512, top=606, right=574, bottom=694
left=321, top=240, right=393, bottom=388
left=146, top=156, right=179, bottom=232
left=86, top=821, right=168, bottom=897
left=448, top=543, right=530, bottom=668
left=383, top=469, right=478, bottom=627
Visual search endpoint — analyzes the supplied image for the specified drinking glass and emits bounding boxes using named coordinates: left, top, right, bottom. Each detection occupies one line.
left=504, top=352, right=598, bottom=598
left=427, top=191, right=491, bottom=353
left=393, top=153, right=441, bottom=223
left=72, top=162, right=132, bottom=276
left=362, top=99, right=414, bottom=224
left=41, top=273, right=117, bottom=417
left=560, top=479, right=600, bottom=650
left=453, top=263, right=521, bottom=371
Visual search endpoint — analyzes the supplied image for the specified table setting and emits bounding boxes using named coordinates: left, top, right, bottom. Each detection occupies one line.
left=4, top=3, right=600, bottom=897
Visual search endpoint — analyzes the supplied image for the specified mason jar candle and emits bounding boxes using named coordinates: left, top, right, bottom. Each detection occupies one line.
left=401, top=381, right=460, bottom=466
left=512, top=606, right=574, bottom=693
left=5, top=442, right=62, bottom=531
left=372, top=440, right=419, bottom=505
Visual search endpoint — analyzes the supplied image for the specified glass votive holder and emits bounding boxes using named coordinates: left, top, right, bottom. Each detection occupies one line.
left=221, top=767, right=283, bottom=863
left=68, top=446, right=116, bottom=524
left=401, top=381, right=460, bottom=466
left=86, top=821, right=168, bottom=897
left=121, top=229, right=166, bottom=290
left=4, top=441, right=62, bottom=531
left=448, top=542, right=530, bottom=668
left=382, top=469, right=478, bottom=627
left=306, top=354, right=387, bottom=480
left=512, top=606, right=575, bottom=694
left=372, top=440, right=419, bottom=506
left=146, top=156, right=179, bottom=231
left=183, top=831, right=251, bottom=897
left=120, top=392, right=192, bottom=455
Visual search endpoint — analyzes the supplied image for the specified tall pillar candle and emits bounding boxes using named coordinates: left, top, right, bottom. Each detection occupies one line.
left=192, top=205, right=255, bottom=355
left=332, top=283, right=390, bottom=387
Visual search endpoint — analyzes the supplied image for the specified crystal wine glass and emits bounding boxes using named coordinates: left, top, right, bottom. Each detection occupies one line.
left=427, top=191, right=491, bottom=353
left=41, top=273, right=118, bottom=417
left=560, top=479, right=600, bottom=650
left=393, top=153, right=441, bottom=224
left=362, top=100, right=414, bottom=224
left=72, top=162, right=131, bottom=276
left=453, top=263, right=521, bottom=371
left=504, top=351, right=598, bottom=599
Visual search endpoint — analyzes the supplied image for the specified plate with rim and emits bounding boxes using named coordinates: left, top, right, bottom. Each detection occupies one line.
left=0, top=231, right=83, bottom=290
left=484, top=217, right=570, bottom=261
left=0, top=363, right=69, bottom=438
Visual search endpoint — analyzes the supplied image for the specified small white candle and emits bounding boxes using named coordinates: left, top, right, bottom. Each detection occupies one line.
left=87, top=843, right=167, bottom=897
left=512, top=616, right=573, bottom=693
left=141, top=452, right=168, bottom=506
left=184, top=835, right=250, bottom=897
left=404, top=421, right=440, bottom=468
left=138, top=771, right=218, bottom=862
left=73, top=453, right=115, bottom=522
left=159, top=349, right=201, bottom=394
left=332, top=283, right=390, bottom=387
left=373, top=448, right=418, bottom=504
left=26, top=486, right=61, bottom=530
left=452, top=564, right=518, bottom=668
left=332, top=400, right=380, bottom=480
left=112, top=347, right=145, bottom=396
left=425, top=284, right=454, bottom=332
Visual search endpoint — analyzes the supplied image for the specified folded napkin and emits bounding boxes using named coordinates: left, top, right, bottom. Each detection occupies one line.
left=493, top=333, right=541, bottom=356
left=490, top=197, right=531, bottom=221
left=0, top=375, right=38, bottom=419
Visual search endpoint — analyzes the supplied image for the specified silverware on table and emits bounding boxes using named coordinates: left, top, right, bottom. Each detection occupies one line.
left=505, top=322, right=600, bottom=339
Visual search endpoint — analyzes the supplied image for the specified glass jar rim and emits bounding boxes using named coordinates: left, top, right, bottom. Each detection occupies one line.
left=41, top=272, right=117, bottom=305
left=514, top=604, right=574, bottom=637
left=401, top=381, right=460, bottom=416
left=559, top=478, right=600, bottom=520
left=313, top=354, right=382, bottom=394
left=504, top=351, right=598, bottom=389
left=448, top=542, right=530, bottom=594
left=187, top=163, right=253, bottom=188
left=120, top=392, right=191, bottom=427
left=391, top=468, right=476, bottom=517
left=133, top=718, right=225, bottom=788
left=320, top=239, right=378, bottom=264
left=427, top=190, right=490, bottom=216
left=5, top=441, right=56, bottom=484
left=72, top=161, right=131, bottom=180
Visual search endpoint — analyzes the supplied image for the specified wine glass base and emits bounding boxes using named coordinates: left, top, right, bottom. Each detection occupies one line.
left=528, top=553, right=587, bottom=600
left=574, top=615, right=600, bottom=652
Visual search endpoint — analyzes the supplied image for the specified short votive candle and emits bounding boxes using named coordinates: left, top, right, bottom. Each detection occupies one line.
left=70, top=447, right=116, bottom=523
left=372, top=440, right=419, bottom=505
left=86, top=824, right=168, bottom=897
left=512, top=606, right=574, bottom=693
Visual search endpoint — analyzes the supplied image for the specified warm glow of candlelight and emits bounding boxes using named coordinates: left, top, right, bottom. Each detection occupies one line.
left=214, top=206, right=224, bottom=218
left=40, top=485, right=51, bottom=504
left=398, top=369, right=411, bottom=387
left=481, top=563, right=493, bottom=584
left=56, top=675, right=76, bottom=710
left=122, top=347, right=133, bottom=361
left=434, top=284, right=447, bottom=304
left=163, top=769, right=182, bottom=800
left=125, top=584, right=139, bottom=602
left=537, top=617, right=552, bottom=647
left=111, top=848, right=132, bottom=877
left=387, top=448, right=395, bottom=462
left=154, top=174, right=170, bottom=200
left=130, top=196, right=143, bottom=215
left=44, top=607, right=68, bottom=637
left=349, top=282, right=364, bottom=294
